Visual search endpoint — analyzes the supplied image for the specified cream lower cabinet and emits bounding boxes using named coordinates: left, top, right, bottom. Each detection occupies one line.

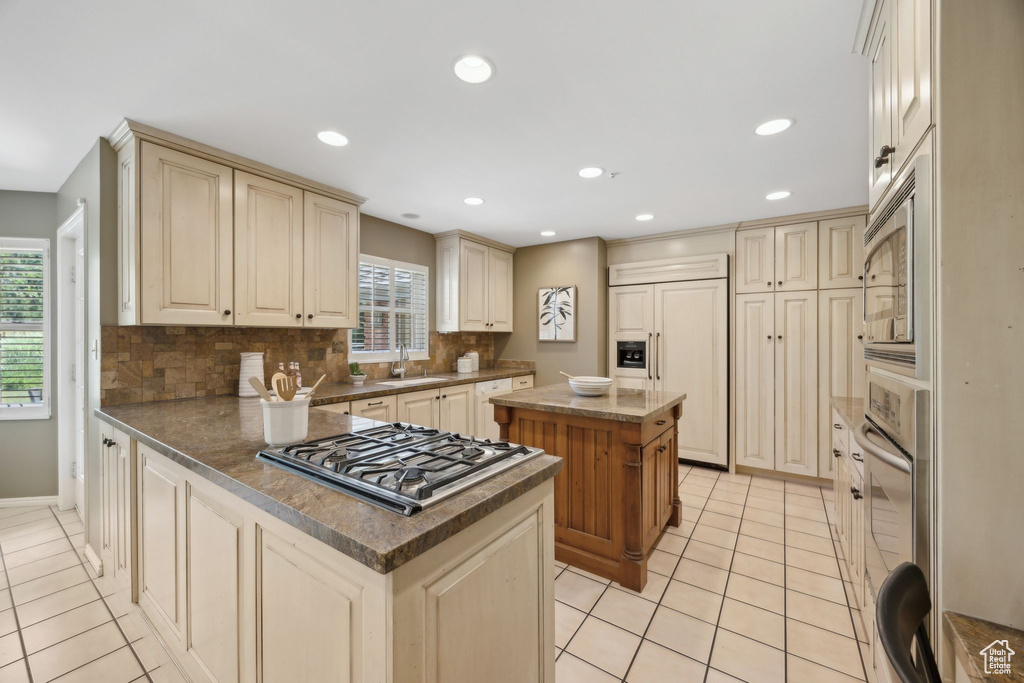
left=735, top=291, right=818, bottom=476
left=397, top=389, right=440, bottom=428
left=99, top=425, right=134, bottom=588
left=351, top=395, right=398, bottom=422
left=818, top=289, right=866, bottom=475
left=315, top=401, right=352, bottom=416
left=440, top=383, right=476, bottom=434
left=131, top=440, right=555, bottom=683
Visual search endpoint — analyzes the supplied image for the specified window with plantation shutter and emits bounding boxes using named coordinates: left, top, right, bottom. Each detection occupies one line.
left=0, top=238, right=49, bottom=419
left=350, top=256, right=429, bottom=362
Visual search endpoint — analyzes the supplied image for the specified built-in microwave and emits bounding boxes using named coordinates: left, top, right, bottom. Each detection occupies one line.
left=863, top=155, right=931, bottom=378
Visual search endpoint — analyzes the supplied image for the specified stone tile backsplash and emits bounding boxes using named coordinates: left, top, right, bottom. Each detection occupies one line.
left=100, top=326, right=496, bottom=406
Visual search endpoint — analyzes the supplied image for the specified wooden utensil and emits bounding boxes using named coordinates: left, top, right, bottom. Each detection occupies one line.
left=305, top=374, right=327, bottom=399
left=248, top=376, right=274, bottom=402
left=271, top=372, right=297, bottom=401
left=559, top=371, right=576, bottom=380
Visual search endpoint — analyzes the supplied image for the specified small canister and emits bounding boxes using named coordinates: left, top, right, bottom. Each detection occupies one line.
left=457, top=357, right=473, bottom=374
left=466, top=351, right=480, bottom=371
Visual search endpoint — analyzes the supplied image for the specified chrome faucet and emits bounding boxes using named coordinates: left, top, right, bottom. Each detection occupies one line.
left=391, top=343, right=409, bottom=378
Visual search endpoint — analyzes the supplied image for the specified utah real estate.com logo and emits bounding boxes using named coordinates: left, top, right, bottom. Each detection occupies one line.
left=980, top=639, right=1015, bottom=675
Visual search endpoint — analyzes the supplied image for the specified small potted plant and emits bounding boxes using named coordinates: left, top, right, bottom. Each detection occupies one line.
left=349, top=362, right=367, bottom=385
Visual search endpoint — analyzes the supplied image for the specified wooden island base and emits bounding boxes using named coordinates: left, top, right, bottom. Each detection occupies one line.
left=494, top=389, right=684, bottom=592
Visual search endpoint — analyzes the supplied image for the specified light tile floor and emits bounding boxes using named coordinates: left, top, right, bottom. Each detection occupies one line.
left=555, top=464, right=873, bottom=682
left=0, top=505, right=184, bottom=682
left=1, top=465, right=870, bottom=682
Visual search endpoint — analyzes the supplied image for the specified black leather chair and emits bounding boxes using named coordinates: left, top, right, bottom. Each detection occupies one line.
left=876, top=562, right=942, bottom=683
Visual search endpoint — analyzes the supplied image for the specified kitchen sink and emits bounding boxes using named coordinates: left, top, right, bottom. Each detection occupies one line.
left=377, top=376, right=446, bottom=387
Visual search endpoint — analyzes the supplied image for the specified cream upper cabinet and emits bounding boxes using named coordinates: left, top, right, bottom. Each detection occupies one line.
left=233, top=171, right=304, bottom=327
left=818, top=289, right=866, bottom=475
left=436, top=234, right=515, bottom=333
left=735, top=227, right=775, bottom=294
left=459, top=239, right=490, bottom=331
left=774, top=291, right=818, bottom=477
left=867, top=0, right=895, bottom=212
left=775, top=222, right=818, bottom=291
left=397, top=388, right=440, bottom=428
left=303, top=192, right=359, bottom=328
left=734, top=294, right=775, bottom=470
left=140, top=142, right=234, bottom=326
left=819, top=216, right=867, bottom=289
left=487, top=247, right=514, bottom=332
left=892, top=0, right=931, bottom=172
left=737, top=224, right=817, bottom=293
left=439, top=383, right=476, bottom=434
left=111, top=122, right=365, bottom=329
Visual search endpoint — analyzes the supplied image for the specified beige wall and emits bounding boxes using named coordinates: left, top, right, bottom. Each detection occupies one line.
left=936, top=0, right=1024, bottom=631
left=359, top=213, right=437, bottom=328
left=495, top=237, right=607, bottom=387
left=0, top=190, right=59, bottom=498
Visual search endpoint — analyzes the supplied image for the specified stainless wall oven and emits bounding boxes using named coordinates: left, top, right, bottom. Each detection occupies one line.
left=863, top=155, right=931, bottom=378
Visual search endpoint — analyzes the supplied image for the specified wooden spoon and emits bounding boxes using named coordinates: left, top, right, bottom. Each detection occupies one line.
left=305, top=374, right=328, bottom=399
left=271, top=372, right=297, bottom=401
left=248, top=376, right=274, bottom=402
left=559, top=371, right=576, bottom=380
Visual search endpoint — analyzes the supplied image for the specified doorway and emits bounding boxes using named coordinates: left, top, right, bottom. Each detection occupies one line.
left=56, top=202, right=86, bottom=515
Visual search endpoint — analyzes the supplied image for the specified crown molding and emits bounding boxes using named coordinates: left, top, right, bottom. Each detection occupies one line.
left=605, top=205, right=868, bottom=247
left=104, top=118, right=367, bottom=206
left=433, top=229, right=516, bottom=253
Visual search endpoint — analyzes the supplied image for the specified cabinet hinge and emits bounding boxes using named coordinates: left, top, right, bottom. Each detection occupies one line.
left=70, top=462, right=77, bottom=479
left=69, top=265, right=76, bottom=283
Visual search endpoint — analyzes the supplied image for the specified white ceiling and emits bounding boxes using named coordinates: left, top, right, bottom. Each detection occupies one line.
left=0, top=0, right=867, bottom=247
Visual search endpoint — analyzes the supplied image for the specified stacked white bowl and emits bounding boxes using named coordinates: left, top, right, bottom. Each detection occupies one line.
left=567, top=376, right=613, bottom=397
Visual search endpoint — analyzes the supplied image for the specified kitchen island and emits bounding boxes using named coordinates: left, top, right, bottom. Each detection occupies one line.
left=95, top=397, right=561, bottom=683
left=491, top=384, right=686, bottom=591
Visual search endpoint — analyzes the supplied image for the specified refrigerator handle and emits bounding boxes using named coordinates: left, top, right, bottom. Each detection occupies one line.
left=647, top=332, right=653, bottom=380
left=655, top=332, right=661, bottom=381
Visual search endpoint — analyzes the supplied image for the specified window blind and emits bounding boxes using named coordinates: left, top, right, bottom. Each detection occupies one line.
left=351, top=258, right=429, bottom=357
left=0, top=246, right=45, bottom=407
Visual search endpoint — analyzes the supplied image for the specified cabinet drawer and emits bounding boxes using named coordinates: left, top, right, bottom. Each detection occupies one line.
left=512, top=375, right=534, bottom=391
left=641, top=411, right=675, bottom=451
left=315, top=401, right=351, bottom=416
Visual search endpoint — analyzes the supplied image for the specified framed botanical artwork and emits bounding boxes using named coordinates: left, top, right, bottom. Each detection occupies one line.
left=538, top=286, right=576, bottom=342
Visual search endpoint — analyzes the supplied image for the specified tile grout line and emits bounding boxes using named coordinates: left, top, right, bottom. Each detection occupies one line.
left=783, top=482, right=789, bottom=683
left=0, top=517, right=34, bottom=683
left=699, top=473, right=753, bottom=683
left=43, top=507, right=154, bottom=682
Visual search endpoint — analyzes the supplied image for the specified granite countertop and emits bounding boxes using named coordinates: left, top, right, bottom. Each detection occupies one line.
left=490, top=383, right=686, bottom=423
left=309, top=367, right=534, bottom=406
left=95, top=396, right=561, bottom=574
left=945, top=611, right=1024, bottom=682
left=831, top=396, right=866, bottom=431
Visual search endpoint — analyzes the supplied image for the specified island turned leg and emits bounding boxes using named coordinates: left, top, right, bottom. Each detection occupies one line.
left=619, top=444, right=647, bottom=592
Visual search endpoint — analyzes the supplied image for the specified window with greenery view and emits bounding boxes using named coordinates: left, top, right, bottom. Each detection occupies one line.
left=0, top=238, right=48, bottom=418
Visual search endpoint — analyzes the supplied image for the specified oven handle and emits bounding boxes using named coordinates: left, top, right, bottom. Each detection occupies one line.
left=854, top=422, right=911, bottom=474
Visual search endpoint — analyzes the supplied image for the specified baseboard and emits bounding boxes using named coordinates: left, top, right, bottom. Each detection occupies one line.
left=0, top=495, right=59, bottom=508
left=84, top=543, right=104, bottom=577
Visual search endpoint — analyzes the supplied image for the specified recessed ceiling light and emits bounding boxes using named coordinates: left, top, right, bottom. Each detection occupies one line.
left=464, top=197, right=485, bottom=206
left=578, top=167, right=604, bottom=179
left=540, top=231, right=556, bottom=237
left=317, top=130, right=349, bottom=146
left=401, top=213, right=420, bottom=220
left=453, top=55, right=494, bottom=84
left=766, top=191, right=791, bottom=200
left=635, top=214, right=654, bottom=222
left=755, top=119, right=793, bottom=136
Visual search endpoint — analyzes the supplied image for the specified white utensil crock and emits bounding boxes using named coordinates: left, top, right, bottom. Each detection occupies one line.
left=261, top=397, right=310, bottom=446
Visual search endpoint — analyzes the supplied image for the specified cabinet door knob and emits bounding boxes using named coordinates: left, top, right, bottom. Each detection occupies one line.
left=767, top=335, right=772, bottom=340
left=833, top=448, right=841, bottom=458
left=766, top=281, right=771, bottom=286
left=777, top=335, right=783, bottom=340
left=295, top=313, right=301, bottom=319
left=857, top=334, right=864, bottom=340
left=224, top=309, right=231, bottom=315
left=878, top=144, right=895, bottom=158
left=308, top=314, right=313, bottom=320
left=858, top=275, right=864, bottom=281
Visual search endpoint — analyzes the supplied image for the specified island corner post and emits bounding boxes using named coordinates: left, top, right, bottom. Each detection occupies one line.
left=493, top=397, right=683, bottom=592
